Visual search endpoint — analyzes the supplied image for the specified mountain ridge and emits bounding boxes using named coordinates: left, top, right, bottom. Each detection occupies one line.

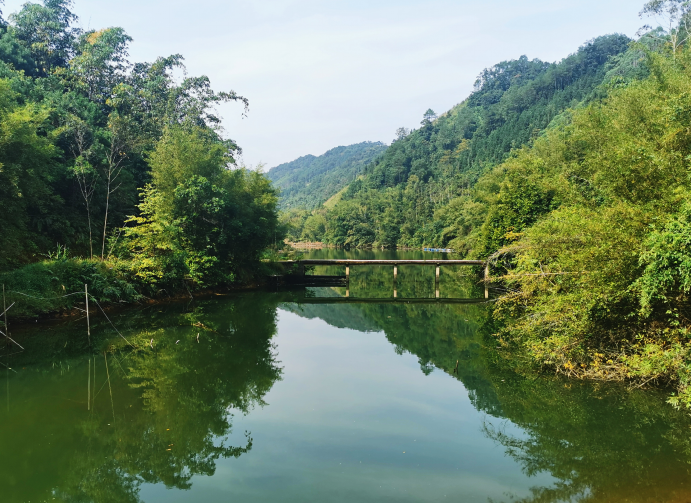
left=281, top=33, right=634, bottom=248
left=267, top=141, right=388, bottom=210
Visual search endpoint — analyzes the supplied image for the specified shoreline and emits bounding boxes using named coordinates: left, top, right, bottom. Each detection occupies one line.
left=6, top=280, right=270, bottom=329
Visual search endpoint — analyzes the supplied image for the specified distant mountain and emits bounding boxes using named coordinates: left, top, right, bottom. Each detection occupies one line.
left=266, top=141, right=388, bottom=210
left=301, top=34, right=633, bottom=249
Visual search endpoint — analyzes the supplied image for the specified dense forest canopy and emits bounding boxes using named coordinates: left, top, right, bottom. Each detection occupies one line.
left=283, top=33, right=635, bottom=247
left=267, top=141, right=387, bottom=211
left=0, top=0, right=279, bottom=288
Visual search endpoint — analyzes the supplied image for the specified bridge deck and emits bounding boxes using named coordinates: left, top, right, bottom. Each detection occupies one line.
left=274, top=259, right=490, bottom=299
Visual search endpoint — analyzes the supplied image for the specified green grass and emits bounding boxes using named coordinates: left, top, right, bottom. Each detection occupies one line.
left=0, top=259, right=141, bottom=319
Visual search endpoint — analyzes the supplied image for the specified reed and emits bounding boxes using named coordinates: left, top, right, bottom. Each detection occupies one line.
left=85, top=284, right=90, bottom=344
left=104, top=352, right=115, bottom=424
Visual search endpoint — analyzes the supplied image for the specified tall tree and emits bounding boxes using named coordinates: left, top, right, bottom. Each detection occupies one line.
left=69, top=27, right=132, bottom=103
left=394, top=127, right=410, bottom=141
left=100, top=112, right=136, bottom=259
left=421, top=108, right=437, bottom=126
left=9, top=0, right=80, bottom=73
left=639, top=0, right=691, bottom=55
left=66, top=116, right=98, bottom=259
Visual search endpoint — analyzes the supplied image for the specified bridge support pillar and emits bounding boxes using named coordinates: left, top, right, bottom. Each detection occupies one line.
left=393, top=266, right=398, bottom=299
left=484, top=262, right=489, bottom=299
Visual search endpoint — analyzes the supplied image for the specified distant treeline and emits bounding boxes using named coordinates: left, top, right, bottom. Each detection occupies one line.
left=282, top=33, right=634, bottom=248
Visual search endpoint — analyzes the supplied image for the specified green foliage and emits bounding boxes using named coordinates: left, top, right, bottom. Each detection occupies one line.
left=0, top=0, right=254, bottom=274
left=0, top=79, right=60, bottom=269
left=67, top=27, right=132, bottom=103
left=318, top=34, right=631, bottom=248
left=0, top=258, right=140, bottom=318
left=9, top=0, right=79, bottom=73
left=115, top=126, right=280, bottom=289
left=299, top=212, right=327, bottom=242
left=478, top=46, right=691, bottom=407
left=638, top=201, right=691, bottom=314
left=0, top=1, right=279, bottom=298
left=149, top=125, right=233, bottom=208
left=0, top=28, right=36, bottom=73
left=267, top=141, right=387, bottom=210
left=477, top=161, right=558, bottom=255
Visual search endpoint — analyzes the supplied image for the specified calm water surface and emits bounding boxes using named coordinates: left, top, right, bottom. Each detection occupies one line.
left=1, top=251, right=690, bottom=502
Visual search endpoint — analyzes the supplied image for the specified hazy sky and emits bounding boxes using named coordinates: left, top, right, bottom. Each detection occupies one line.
left=3, top=0, right=646, bottom=168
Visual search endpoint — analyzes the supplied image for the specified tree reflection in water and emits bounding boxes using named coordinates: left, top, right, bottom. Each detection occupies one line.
left=2, top=285, right=691, bottom=502
left=0, top=293, right=282, bottom=503
left=284, top=292, right=691, bottom=503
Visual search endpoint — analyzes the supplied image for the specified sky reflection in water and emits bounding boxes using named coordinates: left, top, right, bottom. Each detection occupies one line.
left=140, top=308, right=546, bottom=502
left=1, top=258, right=691, bottom=502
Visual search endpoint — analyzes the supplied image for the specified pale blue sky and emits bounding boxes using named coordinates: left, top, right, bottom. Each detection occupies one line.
left=4, top=0, right=645, bottom=167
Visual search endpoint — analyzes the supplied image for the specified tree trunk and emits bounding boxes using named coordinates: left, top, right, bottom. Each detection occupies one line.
left=101, top=172, right=111, bottom=260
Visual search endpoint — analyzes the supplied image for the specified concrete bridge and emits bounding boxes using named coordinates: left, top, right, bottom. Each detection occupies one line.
left=276, top=259, right=490, bottom=299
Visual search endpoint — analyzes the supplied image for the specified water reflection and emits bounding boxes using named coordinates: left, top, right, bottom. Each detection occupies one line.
left=284, top=293, right=691, bottom=502
left=0, top=293, right=282, bottom=502
left=0, top=275, right=690, bottom=501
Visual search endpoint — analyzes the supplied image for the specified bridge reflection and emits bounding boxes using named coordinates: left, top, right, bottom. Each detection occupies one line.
left=281, top=297, right=487, bottom=304
left=273, top=290, right=488, bottom=305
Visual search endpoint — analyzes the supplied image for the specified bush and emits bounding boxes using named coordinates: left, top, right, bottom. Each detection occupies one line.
left=489, top=48, right=691, bottom=407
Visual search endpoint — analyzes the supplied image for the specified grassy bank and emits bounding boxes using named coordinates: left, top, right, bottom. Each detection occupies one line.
left=0, top=246, right=301, bottom=321
left=0, top=259, right=141, bottom=319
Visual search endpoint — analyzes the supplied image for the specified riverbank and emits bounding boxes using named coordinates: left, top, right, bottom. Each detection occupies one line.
left=0, top=257, right=283, bottom=322
left=286, top=241, right=329, bottom=249
left=4, top=247, right=688, bottom=413
left=0, top=247, right=464, bottom=323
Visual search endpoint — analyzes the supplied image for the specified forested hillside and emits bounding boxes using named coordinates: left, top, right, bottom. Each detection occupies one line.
left=0, top=0, right=280, bottom=308
left=267, top=141, right=387, bottom=210
left=284, top=34, right=633, bottom=246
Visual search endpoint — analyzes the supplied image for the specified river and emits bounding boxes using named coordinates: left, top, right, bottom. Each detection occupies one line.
left=0, top=250, right=690, bottom=502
